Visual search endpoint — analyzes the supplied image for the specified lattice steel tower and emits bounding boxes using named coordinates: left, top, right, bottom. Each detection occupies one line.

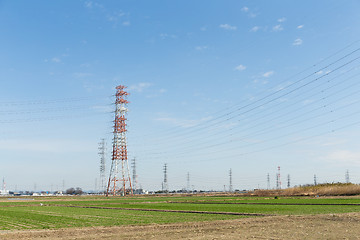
left=163, top=163, right=168, bottom=192
left=229, top=169, right=233, bottom=192
left=106, top=85, right=133, bottom=196
left=276, top=166, right=281, bottom=189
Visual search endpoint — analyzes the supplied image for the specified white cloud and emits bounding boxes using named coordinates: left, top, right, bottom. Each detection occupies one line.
left=51, top=57, right=61, bottom=63
left=277, top=17, right=286, bottom=23
left=220, top=24, right=237, bottom=31
left=250, top=26, right=260, bottom=32
left=122, top=21, right=130, bottom=26
left=85, top=1, right=93, bottom=8
left=263, top=71, right=274, bottom=78
left=107, top=11, right=126, bottom=22
left=84, top=1, right=103, bottom=10
left=293, top=38, right=303, bottom=46
left=315, top=70, right=323, bottom=75
left=129, top=82, right=152, bottom=92
left=159, top=88, right=167, bottom=93
left=195, top=46, right=208, bottom=51
left=200, top=26, right=207, bottom=31
left=241, top=6, right=249, bottom=12
left=160, top=33, right=177, bottom=39
left=297, top=25, right=304, bottom=29
left=235, top=64, right=246, bottom=71
left=272, top=24, right=283, bottom=32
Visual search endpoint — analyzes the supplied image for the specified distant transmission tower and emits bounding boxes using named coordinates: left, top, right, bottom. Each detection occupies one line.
left=229, top=169, right=233, bottom=192
left=187, top=172, right=190, bottom=191
left=287, top=174, right=290, bottom=188
left=314, top=174, right=317, bottom=185
left=106, top=85, right=133, bottom=196
left=267, top=173, right=270, bottom=190
left=345, top=170, right=350, bottom=183
left=163, top=163, right=168, bottom=192
left=276, top=166, right=281, bottom=189
left=98, top=138, right=106, bottom=193
left=132, top=158, right=137, bottom=191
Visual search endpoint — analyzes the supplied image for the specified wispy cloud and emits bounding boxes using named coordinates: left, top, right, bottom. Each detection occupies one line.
left=293, top=38, right=303, bottom=46
left=297, top=25, right=304, bottom=29
left=51, top=57, right=61, bottom=63
left=235, top=64, right=246, bottom=71
left=85, top=2, right=129, bottom=27
left=241, top=6, right=257, bottom=18
left=277, top=17, right=286, bottom=23
left=122, top=21, right=130, bottom=26
left=85, top=1, right=93, bottom=8
left=250, top=26, right=260, bottom=32
left=241, top=6, right=249, bottom=12
left=160, top=33, right=177, bottom=39
left=195, top=46, right=208, bottom=51
left=263, top=71, right=274, bottom=78
left=272, top=24, right=283, bottom=32
left=129, top=82, right=152, bottom=92
left=106, top=11, right=126, bottom=23
left=84, top=1, right=104, bottom=9
left=220, top=24, right=237, bottom=31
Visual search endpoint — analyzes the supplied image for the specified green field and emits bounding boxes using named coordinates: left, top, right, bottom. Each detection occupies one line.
left=0, top=195, right=360, bottom=230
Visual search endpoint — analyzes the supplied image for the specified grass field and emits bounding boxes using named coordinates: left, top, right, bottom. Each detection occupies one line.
left=1, top=194, right=360, bottom=231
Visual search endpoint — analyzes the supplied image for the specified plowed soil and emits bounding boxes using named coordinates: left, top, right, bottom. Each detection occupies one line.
left=1, top=212, right=360, bottom=240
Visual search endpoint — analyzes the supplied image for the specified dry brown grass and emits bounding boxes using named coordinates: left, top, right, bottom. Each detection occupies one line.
left=250, top=183, right=360, bottom=197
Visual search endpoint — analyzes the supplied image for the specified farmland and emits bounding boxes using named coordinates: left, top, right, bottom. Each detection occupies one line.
left=0, top=194, right=360, bottom=239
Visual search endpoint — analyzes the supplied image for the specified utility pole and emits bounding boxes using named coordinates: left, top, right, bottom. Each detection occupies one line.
left=98, top=138, right=106, bottom=193
left=163, top=163, right=168, bottom=193
left=267, top=173, right=270, bottom=190
left=345, top=170, right=350, bottom=183
left=314, top=174, right=317, bottom=186
left=106, top=85, right=133, bottom=196
left=229, top=169, right=233, bottom=192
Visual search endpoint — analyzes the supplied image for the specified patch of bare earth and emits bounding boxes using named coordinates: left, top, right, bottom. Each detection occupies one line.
left=1, top=213, right=360, bottom=239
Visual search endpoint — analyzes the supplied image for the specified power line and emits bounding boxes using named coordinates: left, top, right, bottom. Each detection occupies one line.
left=134, top=40, right=360, bottom=140
left=136, top=47, right=360, bottom=143
left=133, top=50, right=360, bottom=157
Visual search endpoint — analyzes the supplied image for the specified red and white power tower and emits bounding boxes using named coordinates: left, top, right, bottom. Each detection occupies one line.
left=106, top=85, right=133, bottom=196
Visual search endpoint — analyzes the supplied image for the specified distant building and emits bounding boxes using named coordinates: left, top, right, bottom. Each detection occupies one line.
left=0, top=189, right=9, bottom=195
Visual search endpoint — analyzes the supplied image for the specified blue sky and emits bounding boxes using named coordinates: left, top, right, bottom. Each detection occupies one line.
left=1, top=0, right=360, bottom=192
